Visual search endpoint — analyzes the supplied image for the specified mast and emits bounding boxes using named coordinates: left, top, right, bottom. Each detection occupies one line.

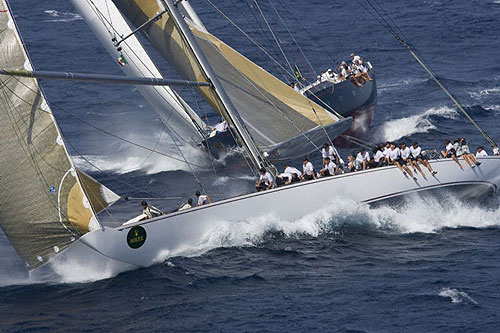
left=162, top=0, right=266, bottom=171
left=179, top=0, right=208, bottom=33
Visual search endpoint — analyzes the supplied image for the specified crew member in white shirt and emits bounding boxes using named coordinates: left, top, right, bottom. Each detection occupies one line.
left=493, top=145, right=500, bottom=156
left=382, top=141, right=391, bottom=165
left=255, top=168, right=274, bottom=191
left=476, top=146, right=488, bottom=157
left=441, top=139, right=463, bottom=169
left=196, top=191, right=211, bottom=206
left=179, top=198, right=193, bottom=211
left=284, top=163, right=302, bottom=183
left=320, top=157, right=337, bottom=177
left=301, top=157, right=317, bottom=181
left=355, top=148, right=370, bottom=170
left=401, top=142, right=424, bottom=177
left=389, top=143, right=416, bottom=180
left=350, top=53, right=362, bottom=64
left=373, top=146, right=386, bottom=167
left=410, top=142, right=437, bottom=176
left=209, top=119, right=229, bottom=138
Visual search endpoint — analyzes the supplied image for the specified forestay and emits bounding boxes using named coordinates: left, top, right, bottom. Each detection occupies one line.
left=0, top=1, right=118, bottom=269
left=111, top=0, right=340, bottom=151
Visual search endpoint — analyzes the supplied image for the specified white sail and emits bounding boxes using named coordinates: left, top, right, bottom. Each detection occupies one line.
left=0, top=0, right=119, bottom=269
left=71, top=0, right=209, bottom=146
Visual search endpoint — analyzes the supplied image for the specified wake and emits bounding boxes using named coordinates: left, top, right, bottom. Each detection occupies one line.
left=375, top=106, right=457, bottom=142
left=1, top=190, right=499, bottom=286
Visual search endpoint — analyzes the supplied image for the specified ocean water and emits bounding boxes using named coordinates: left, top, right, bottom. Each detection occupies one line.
left=2, top=0, right=500, bottom=331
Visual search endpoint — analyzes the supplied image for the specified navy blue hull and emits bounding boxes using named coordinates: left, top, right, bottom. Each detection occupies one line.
left=304, top=74, right=377, bottom=138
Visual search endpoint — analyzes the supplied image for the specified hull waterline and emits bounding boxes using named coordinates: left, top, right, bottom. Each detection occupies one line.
left=69, top=157, right=500, bottom=268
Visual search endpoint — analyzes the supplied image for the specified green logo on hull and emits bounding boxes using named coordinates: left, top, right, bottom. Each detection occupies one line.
left=127, top=226, right=147, bottom=249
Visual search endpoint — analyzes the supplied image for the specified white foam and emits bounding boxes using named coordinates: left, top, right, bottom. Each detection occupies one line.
left=160, top=195, right=500, bottom=261
left=73, top=144, right=209, bottom=175
left=44, top=10, right=82, bottom=22
left=378, top=106, right=457, bottom=142
left=439, top=287, right=479, bottom=305
left=2, top=194, right=499, bottom=285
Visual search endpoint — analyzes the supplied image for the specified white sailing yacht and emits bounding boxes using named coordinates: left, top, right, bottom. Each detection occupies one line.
left=0, top=0, right=499, bottom=273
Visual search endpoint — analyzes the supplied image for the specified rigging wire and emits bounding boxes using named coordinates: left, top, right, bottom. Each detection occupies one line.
left=253, top=0, right=294, bottom=76
left=86, top=0, right=206, bottom=143
left=267, top=0, right=317, bottom=78
left=357, top=0, right=497, bottom=147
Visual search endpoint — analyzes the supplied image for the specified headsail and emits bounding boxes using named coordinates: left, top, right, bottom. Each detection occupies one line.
left=111, top=0, right=341, bottom=152
left=71, top=0, right=209, bottom=146
left=0, top=1, right=116, bottom=269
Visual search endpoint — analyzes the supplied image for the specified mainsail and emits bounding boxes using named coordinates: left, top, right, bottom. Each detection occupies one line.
left=71, top=0, right=209, bottom=146
left=111, top=0, right=342, bottom=152
left=0, top=1, right=118, bottom=269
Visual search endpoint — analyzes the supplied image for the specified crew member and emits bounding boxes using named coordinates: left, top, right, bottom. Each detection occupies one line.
left=255, top=167, right=274, bottom=191
left=320, top=156, right=337, bottom=177
left=301, top=157, right=317, bottom=180
left=179, top=198, right=193, bottom=211
left=441, top=139, right=463, bottom=169
left=356, top=148, right=370, bottom=170
left=195, top=191, right=211, bottom=206
left=410, top=142, right=437, bottom=176
left=476, top=146, right=488, bottom=157
left=141, top=200, right=163, bottom=219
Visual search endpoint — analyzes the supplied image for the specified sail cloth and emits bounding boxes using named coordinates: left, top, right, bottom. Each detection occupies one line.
left=71, top=0, right=210, bottom=147
left=0, top=2, right=114, bottom=269
left=111, top=0, right=340, bottom=151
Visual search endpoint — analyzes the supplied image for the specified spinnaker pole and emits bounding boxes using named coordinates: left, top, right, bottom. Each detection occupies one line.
left=0, top=69, right=211, bottom=87
left=162, top=0, right=267, bottom=171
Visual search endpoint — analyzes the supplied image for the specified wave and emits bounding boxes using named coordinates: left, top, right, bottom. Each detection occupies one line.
left=44, top=10, right=82, bottom=22
left=2, top=193, right=499, bottom=285
left=376, top=106, right=457, bottom=142
left=158, top=194, right=500, bottom=262
left=377, top=77, right=427, bottom=92
left=439, top=287, right=479, bottom=305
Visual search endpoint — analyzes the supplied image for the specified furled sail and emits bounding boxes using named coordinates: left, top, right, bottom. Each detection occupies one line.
left=111, top=0, right=341, bottom=152
left=0, top=2, right=116, bottom=269
left=71, top=0, right=209, bottom=146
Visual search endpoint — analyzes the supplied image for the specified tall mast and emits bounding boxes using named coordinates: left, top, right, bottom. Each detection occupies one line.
left=162, top=0, right=266, bottom=171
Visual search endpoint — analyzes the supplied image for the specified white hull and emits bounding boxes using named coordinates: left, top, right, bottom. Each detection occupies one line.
left=68, top=157, right=500, bottom=268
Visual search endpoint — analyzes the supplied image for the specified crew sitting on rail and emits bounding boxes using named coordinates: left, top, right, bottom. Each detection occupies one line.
left=493, top=145, right=500, bottom=156
left=179, top=198, right=193, bottom=211
left=141, top=200, right=163, bottom=220
left=347, top=154, right=360, bottom=172
left=256, top=167, right=274, bottom=191
left=195, top=191, right=211, bottom=206
left=373, top=146, right=387, bottom=167
left=476, top=146, right=488, bottom=157
left=301, top=157, right=317, bottom=180
left=441, top=139, right=463, bottom=169
left=356, top=147, right=370, bottom=170
left=410, top=142, right=437, bottom=176
left=284, top=162, right=302, bottom=183
left=389, top=143, right=417, bottom=180
left=209, top=119, right=228, bottom=138
left=320, top=156, right=337, bottom=177
left=455, top=138, right=480, bottom=168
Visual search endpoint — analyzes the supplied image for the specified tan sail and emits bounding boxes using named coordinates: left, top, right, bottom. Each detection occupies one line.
left=112, top=0, right=338, bottom=150
left=0, top=1, right=115, bottom=269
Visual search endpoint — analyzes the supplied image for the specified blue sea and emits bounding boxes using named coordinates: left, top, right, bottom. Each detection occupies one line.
left=2, top=0, right=500, bottom=331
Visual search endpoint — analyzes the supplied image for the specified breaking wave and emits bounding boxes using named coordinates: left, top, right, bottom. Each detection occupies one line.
left=44, top=10, right=82, bottom=22
left=378, top=106, right=457, bottom=142
left=2, top=194, right=499, bottom=285
left=439, top=287, right=479, bottom=305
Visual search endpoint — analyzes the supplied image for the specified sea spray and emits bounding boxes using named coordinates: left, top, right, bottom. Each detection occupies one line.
left=377, top=106, right=457, bottom=142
